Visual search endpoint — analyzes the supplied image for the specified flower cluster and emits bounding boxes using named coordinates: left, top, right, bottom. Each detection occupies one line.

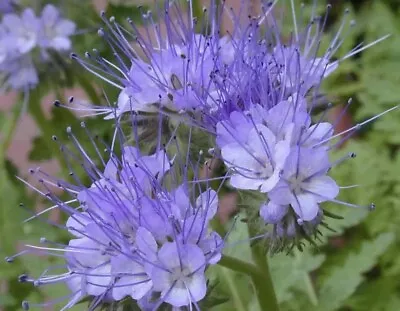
left=9, top=0, right=391, bottom=310
left=0, top=4, right=75, bottom=91
left=216, top=93, right=338, bottom=240
left=14, top=129, right=223, bottom=310
left=72, top=0, right=233, bottom=121
left=72, top=1, right=383, bottom=245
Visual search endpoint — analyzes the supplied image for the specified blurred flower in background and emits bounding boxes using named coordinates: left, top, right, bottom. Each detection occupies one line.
left=0, top=4, right=75, bottom=91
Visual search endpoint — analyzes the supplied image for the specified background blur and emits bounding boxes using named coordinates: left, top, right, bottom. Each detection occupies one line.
left=1, top=0, right=400, bottom=310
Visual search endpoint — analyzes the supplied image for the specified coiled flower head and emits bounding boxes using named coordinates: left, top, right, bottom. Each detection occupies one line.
left=72, top=0, right=229, bottom=122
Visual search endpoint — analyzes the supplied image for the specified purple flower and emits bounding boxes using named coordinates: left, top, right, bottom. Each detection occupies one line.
left=220, top=122, right=290, bottom=192
left=150, top=242, right=207, bottom=307
left=260, top=202, right=289, bottom=225
left=73, top=1, right=226, bottom=119
left=0, top=4, right=75, bottom=91
left=1, top=8, right=40, bottom=54
left=37, top=4, right=76, bottom=52
left=270, top=45, right=338, bottom=96
left=214, top=85, right=377, bottom=248
left=11, top=124, right=223, bottom=310
left=0, top=54, right=38, bottom=90
left=269, top=147, right=339, bottom=222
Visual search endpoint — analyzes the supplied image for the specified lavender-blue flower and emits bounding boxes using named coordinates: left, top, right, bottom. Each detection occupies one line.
left=0, top=4, right=75, bottom=91
left=11, top=123, right=223, bottom=310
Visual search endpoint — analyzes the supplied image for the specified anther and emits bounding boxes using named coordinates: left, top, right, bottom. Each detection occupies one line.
left=19, top=274, right=28, bottom=282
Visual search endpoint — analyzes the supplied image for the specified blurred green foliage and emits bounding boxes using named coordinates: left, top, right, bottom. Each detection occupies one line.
left=1, top=0, right=400, bottom=310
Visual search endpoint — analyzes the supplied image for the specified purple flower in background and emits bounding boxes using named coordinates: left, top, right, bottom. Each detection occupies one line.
left=38, top=4, right=76, bottom=52
left=1, top=8, right=39, bottom=54
left=0, top=54, right=38, bottom=91
left=0, top=4, right=75, bottom=91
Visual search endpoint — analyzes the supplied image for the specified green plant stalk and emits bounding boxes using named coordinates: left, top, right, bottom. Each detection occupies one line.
left=251, top=248, right=280, bottom=311
left=247, top=217, right=280, bottom=311
left=219, top=255, right=261, bottom=277
left=219, top=255, right=279, bottom=310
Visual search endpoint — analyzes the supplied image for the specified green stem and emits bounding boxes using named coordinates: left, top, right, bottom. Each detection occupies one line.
left=219, top=255, right=279, bottom=310
left=247, top=219, right=280, bottom=311
left=219, top=255, right=261, bottom=277
left=252, top=251, right=280, bottom=311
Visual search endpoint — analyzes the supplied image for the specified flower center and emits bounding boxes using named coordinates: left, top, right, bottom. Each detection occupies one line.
left=169, top=266, right=191, bottom=288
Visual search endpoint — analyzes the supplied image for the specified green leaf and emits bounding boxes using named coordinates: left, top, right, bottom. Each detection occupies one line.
left=346, top=276, right=400, bottom=311
left=316, top=232, right=394, bottom=311
left=270, top=249, right=325, bottom=305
